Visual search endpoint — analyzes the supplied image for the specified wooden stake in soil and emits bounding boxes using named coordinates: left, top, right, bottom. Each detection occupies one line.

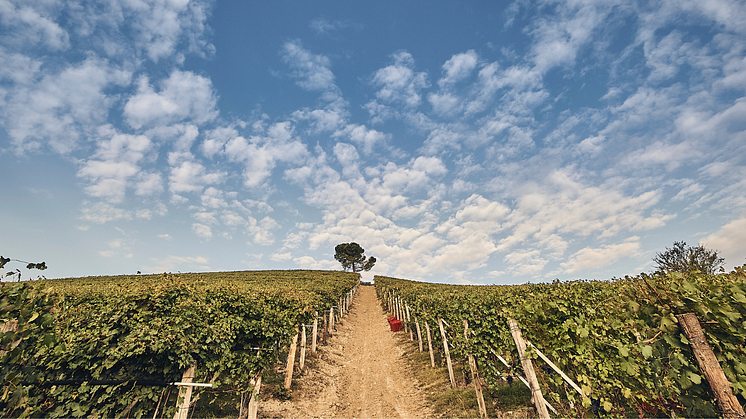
left=438, top=317, right=456, bottom=388
left=677, top=313, right=746, bottom=419
left=311, top=314, right=318, bottom=353
left=406, top=304, right=414, bottom=341
left=173, top=362, right=196, bottom=419
left=329, top=307, right=335, bottom=335
left=322, top=312, right=328, bottom=344
left=299, top=325, right=307, bottom=371
left=508, top=318, right=550, bottom=419
left=415, top=317, right=423, bottom=352
left=463, top=320, right=488, bottom=419
left=425, top=321, right=435, bottom=367
left=284, top=329, right=299, bottom=390
left=248, top=373, right=262, bottom=419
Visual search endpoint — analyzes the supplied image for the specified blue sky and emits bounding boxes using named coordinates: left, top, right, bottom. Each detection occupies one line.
left=1, top=0, right=745, bottom=284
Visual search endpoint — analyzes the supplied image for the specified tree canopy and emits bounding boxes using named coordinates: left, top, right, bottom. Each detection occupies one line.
left=334, top=243, right=376, bottom=273
left=652, top=241, right=724, bottom=275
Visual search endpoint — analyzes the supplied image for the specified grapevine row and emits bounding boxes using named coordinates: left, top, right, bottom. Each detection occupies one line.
left=376, top=266, right=746, bottom=418
left=1, top=270, right=359, bottom=417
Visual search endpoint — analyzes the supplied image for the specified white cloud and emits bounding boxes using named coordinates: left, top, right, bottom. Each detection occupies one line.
left=192, top=223, right=213, bottom=239
left=80, top=202, right=132, bottom=224
left=270, top=252, right=292, bottom=262
left=223, top=122, right=309, bottom=188
left=145, top=255, right=211, bottom=273
left=702, top=218, right=746, bottom=269
left=309, top=18, right=359, bottom=35
left=282, top=40, right=341, bottom=102
left=0, top=0, right=69, bottom=50
left=248, top=216, right=280, bottom=245
left=2, top=57, right=131, bottom=154
left=293, top=255, right=338, bottom=270
left=438, top=50, right=478, bottom=87
left=559, top=239, right=641, bottom=274
left=124, top=70, right=218, bottom=130
left=335, top=124, right=388, bottom=154
left=78, top=129, right=153, bottom=203
left=169, top=159, right=223, bottom=194
left=370, top=51, right=430, bottom=108
left=201, top=126, right=239, bottom=158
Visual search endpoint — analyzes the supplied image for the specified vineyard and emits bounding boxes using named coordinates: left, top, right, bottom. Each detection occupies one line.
left=376, top=266, right=746, bottom=418
left=0, top=270, right=359, bottom=417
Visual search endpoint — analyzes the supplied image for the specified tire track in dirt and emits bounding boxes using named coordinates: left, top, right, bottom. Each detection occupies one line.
left=260, top=285, right=432, bottom=418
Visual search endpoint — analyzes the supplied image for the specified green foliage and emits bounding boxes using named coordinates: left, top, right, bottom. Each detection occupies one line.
left=334, top=243, right=376, bottom=273
left=0, top=256, right=47, bottom=282
left=0, top=270, right=358, bottom=417
left=653, top=241, right=724, bottom=275
left=376, top=265, right=746, bottom=418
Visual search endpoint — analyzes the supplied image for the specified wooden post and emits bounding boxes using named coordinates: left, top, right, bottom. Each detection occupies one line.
left=322, top=311, right=328, bottom=344
left=173, top=362, right=196, bottom=419
left=406, top=304, right=414, bottom=340
left=248, top=373, right=262, bottom=419
left=329, top=307, right=335, bottom=334
left=425, top=321, right=436, bottom=368
left=677, top=313, right=746, bottom=419
left=464, top=320, right=487, bottom=418
left=299, top=326, right=307, bottom=371
left=284, top=329, right=299, bottom=390
left=509, top=319, right=550, bottom=419
left=526, top=339, right=588, bottom=403
left=311, top=315, right=318, bottom=353
left=415, top=317, right=423, bottom=352
left=438, top=317, right=456, bottom=388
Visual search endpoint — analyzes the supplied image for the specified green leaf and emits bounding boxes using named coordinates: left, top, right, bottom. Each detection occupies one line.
left=687, top=371, right=702, bottom=385
left=618, top=345, right=629, bottom=357
left=642, top=345, right=653, bottom=358
left=603, top=400, right=613, bottom=412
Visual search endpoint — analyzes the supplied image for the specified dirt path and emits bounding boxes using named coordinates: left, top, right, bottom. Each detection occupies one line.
left=260, top=285, right=432, bottom=418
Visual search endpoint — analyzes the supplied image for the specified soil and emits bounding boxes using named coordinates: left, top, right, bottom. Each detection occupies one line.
left=260, top=285, right=433, bottom=418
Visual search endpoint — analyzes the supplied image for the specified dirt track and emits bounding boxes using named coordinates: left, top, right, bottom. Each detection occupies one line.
left=260, top=285, right=432, bottom=418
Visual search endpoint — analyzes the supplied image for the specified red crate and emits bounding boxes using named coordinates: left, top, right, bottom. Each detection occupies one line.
left=389, top=319, right=403, bottom=332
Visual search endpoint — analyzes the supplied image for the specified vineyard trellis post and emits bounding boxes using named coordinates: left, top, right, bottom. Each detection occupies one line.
left=329, top=307, right=335, bottom=335
left=173, top=362, right=196, bottom=419
left=425, top=321, right=435, bottom=367
left=311, top=313, right=318, bottom=353
left=509, top=318, right=550, bottom=419
left=415, top=317, right=423, bottom=352
left=463, top=319, right=488, bottom=418
left=525, top=339, right=589, bottom=405
left=406, top=304, right=414, bottom=341
left=284, top=328, right=299, bottom=390
left=248, top=372, right=262, bottom=419
left=438, top=317, right=456, bottom=388
left=299, top=325, right=307, bottom=371
left=677, top=313, right=746, bottom=419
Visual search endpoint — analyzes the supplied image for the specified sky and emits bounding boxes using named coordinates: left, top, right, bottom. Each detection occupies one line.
left=1, top=0, right=745, bottom=285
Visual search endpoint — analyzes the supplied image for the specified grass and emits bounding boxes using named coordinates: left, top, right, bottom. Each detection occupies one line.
left=393, top=331, right=535, bottom=418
